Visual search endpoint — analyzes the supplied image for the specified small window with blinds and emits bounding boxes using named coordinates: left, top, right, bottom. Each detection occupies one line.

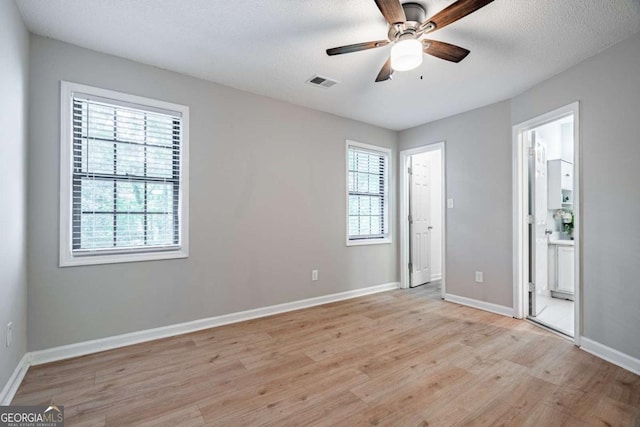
left=60, top=82, right=189, bottom=266
left=346, top=141, right=391, bottom=246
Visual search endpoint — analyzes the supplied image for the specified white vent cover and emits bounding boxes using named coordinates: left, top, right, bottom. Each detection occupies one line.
left=306, top=75, right=339, bottom=89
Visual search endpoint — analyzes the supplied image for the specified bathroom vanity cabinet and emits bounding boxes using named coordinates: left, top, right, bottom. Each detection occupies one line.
left=557, top=246, right=574, bottom=294
left=548, top=240, right=574, bottom=300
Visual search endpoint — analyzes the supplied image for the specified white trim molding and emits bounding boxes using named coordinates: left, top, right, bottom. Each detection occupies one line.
left=7, top=286, right=640, bottom=403
left=399, top=142, right=446, bottom=296
left=0, top=354, right=30, bottom=405
left=345, top=140, right=393, bottom=247
left=580, top=337, right=640, bottom=376
left=59, top=81, right=190, bottom=267
left=444, top=293, right=514, bottom=318
left=29, top=282, right=399, bottom=366
left=512, top=101, right=581, bottom=345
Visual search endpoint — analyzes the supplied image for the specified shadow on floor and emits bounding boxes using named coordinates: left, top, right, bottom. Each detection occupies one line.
left=409, top=280, right=442, bottom=299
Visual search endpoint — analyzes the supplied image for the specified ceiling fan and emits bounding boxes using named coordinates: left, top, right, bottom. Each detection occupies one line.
left=326, top=0, right=495, bottom=82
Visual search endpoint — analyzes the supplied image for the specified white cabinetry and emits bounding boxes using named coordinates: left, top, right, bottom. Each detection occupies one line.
left=548, top=242, right=574, bottom=300
left=557, top=246, right=575, bottom=294
left=548, top=159, right=573, bottom=210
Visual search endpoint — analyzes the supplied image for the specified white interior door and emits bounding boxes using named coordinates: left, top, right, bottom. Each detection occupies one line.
left=528, top=131, right=548, bottom=317
left=409, top=153, right=431, bottom=287
left=534, top=138, right=549, bottom=296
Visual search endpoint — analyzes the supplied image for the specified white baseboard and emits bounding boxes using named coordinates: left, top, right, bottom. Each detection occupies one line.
left=0, top=354, right=30, bottom=405
left=580, top=337, right=640, bottom=375
left=29, top=282, right=399, bottom=366
left=444, top=293, right=514, bottom=317
left=431, top=273, right=442, bottom=282
left=7, top=284, right=640, bottom=403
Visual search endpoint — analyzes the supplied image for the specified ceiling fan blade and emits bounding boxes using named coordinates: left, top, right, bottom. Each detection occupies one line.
left=423, top=40, right=470, bottom=62
left=375, top=57, right=394, bottom=82
left=374, top=0, right=406, bottom=25
left=423, top=0, right=494, bottom=32
left=326, top=40, right=389, bottom=56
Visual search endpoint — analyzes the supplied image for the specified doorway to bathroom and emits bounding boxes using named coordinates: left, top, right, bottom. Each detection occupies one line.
left=513, top=103, right=580, bottom=340
left=399, top=143, right=445, bottom=297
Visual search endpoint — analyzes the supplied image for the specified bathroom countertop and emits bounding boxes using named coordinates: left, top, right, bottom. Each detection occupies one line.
left=548, top=239, right=575, bottom=246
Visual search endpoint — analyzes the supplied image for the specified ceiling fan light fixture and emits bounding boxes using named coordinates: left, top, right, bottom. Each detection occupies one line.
left=390, top=39, right=423, bottom=71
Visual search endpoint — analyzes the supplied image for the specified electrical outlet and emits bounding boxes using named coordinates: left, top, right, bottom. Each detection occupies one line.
left=447, top=198, right=454, bottom=209
left=311, top=270, right=319, bottom=281
left=475, top=271, right=484, bottom=283
left=6, top=322, right=12, bottom=348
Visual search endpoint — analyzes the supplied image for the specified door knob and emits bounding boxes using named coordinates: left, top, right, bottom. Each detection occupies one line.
left=428, top=226, right=433, bottom=230
left=545, top=229, right=553, bottom=235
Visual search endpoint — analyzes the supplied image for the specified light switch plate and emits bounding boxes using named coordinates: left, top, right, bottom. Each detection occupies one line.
left=447, top=198, right=454, bottom=209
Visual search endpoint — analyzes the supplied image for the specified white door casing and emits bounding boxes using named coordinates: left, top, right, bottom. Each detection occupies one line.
left=399, top=142, right=445, bottom=293
left=512, top=101, right=580, bottom=344
left=409, top=152, right=431, bottom=287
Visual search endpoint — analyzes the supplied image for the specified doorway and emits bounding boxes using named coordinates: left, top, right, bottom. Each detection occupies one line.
left=513, top=103, right=580, bottom=340
left=400, top=143, right=445, bottom=296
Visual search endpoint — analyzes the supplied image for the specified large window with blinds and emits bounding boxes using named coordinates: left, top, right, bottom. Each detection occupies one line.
left=60, top=82, right=189, bottom=266
left=346, top=140, right=391, bottom=245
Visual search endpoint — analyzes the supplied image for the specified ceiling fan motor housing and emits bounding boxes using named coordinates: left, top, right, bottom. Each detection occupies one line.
left=403, top=2, right=426, bottom=23
left=388, top=2, right=427, bottom=40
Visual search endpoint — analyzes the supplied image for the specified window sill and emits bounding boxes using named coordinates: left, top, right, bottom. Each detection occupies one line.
left=346, top=237, right=392, bottom=247
left=59, top=248, right=188, bottom=267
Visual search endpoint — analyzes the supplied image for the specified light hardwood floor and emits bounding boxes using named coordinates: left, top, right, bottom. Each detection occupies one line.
left=13, top=288, right=640, bottom=426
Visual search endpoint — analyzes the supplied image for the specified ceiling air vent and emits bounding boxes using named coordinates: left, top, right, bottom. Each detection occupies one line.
left=306, top=75, right=339, bottom=89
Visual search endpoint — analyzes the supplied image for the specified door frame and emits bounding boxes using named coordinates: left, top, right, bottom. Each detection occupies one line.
left=512, top=102, right=581, bottom=345
left=399, top=142, right=446, bottom=294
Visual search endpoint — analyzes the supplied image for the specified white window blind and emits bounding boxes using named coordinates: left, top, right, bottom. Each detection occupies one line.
left=71, top=93, right=182, bottom=254
left=347, top=142, right=389, bottom=242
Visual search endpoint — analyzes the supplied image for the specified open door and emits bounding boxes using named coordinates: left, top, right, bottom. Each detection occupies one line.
left=528, top=131, right=549, bottom=317
left=527, top=132, right=537, bottom=315
left=514, top=102, right=579, bottom=340
left=409, top=153, right=432, bottom=287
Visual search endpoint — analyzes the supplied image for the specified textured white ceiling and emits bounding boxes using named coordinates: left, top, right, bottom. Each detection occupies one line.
left=16, top=0, right=640, bottom=130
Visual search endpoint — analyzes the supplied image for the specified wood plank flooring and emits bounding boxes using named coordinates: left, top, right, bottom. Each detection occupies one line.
left=13, top=288, right=640, bottom=426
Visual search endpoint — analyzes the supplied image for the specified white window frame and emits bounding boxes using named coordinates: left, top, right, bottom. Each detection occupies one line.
left=345, top=140, right=392, bottom=246
left=59, top=81, right=190, bottom=267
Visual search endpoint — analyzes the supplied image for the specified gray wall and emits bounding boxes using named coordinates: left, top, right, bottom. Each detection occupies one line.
left=512, top=32, right=640, bottom=359
left=27, top=36, right=397, bottom=351
left=21, top=20, right=640, bottom=363
left=0, top=0, right=29, bottom=389
left=399, top=101, right=513, bottom=308
left=400, top=31, right=640, bottom=360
